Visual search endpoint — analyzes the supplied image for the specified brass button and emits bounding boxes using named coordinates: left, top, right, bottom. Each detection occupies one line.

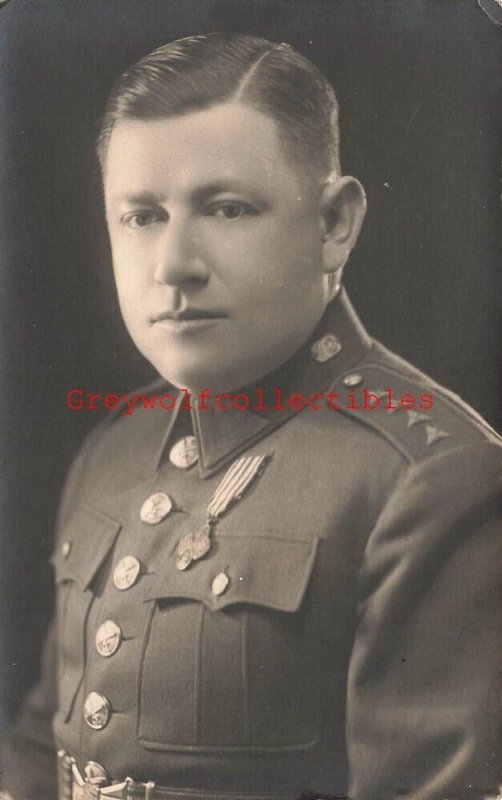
left=343, top=373, right=363, bottom=388
left=83, top=692, right=110, bottom=730
left=113, top=555, right=141, bottom=591
left=140, top=492, right=173, bottom=525
left=311, top=333, right=342, bottom=363
left=212, top=572, right=230, bottom=597
left=95, top=620, right=122, bottom=657
left=169, top=436, right=198, bottom=469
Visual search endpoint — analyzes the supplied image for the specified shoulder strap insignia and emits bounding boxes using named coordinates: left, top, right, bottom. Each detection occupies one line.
left=331, top=362, right=501, bottom=464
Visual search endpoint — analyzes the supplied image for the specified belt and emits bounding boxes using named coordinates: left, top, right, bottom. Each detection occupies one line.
left=57, top=751, right=293, bottom=800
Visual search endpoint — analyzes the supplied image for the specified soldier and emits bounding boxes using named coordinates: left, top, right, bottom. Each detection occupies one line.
left=1, top=33, right=500, bottom=800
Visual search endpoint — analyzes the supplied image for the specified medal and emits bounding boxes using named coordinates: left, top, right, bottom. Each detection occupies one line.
left=175, top=454, right=272, bottom=570
left=175, top=523, right=213, bottom=570
left=191, top=524, right=212, bottom=558
left=176, top=551, right=193, bottom=572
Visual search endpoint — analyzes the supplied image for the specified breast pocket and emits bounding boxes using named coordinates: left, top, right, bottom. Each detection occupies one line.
left=50, top=505, right=122, bottom=722
left=138, top=534, right=320, bottom=752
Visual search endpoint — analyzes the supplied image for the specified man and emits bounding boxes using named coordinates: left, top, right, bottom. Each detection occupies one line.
left=1, top=32, right=500, bottom=800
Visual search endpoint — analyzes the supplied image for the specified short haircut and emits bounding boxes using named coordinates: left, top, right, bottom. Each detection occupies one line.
left=97, top=32, right=341, bottom=181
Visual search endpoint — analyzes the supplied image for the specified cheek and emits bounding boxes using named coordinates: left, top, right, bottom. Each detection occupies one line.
left=238, top=248, right=321, bottom=302
left=112, top=273, right=148, bottom=339
left=218, top=219, right=318, bottom=287
left=253, top=218, right=321, bottom=279
left=111, top=244, right=148, bottom=303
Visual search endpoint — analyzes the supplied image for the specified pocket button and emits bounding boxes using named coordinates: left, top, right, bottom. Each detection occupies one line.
left=212, top=572, right=230, bottom=597
left=61, top=541, right=72, bottom=559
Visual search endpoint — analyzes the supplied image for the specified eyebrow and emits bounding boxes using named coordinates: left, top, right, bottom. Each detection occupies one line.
left=112, top=190, right=166, bottom=206
left=111, top=180, right=265, bottom=207
left=191, top=181, right=261, bottom=203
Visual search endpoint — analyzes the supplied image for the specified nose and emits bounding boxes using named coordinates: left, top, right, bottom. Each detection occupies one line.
left=154, top=216, right=209, bottom=287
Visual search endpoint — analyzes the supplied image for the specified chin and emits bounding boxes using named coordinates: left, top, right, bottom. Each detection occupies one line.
left=156, top=364, right=254, bottom=396
left=149, top=358, right=214, bottom=393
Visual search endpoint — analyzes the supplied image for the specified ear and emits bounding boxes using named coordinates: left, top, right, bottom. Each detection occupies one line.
left=319, top=176, right=367, bottom=274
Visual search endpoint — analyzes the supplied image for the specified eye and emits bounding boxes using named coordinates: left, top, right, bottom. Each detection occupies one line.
left=121, top=210, right=163, bottom=229
left=208, top=202, right=256, bottom=220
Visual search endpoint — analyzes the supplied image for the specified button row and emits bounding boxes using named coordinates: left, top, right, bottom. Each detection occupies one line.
left=139, top=437, right=199, bottom=526
left=85, top=435, right=217, bottom=735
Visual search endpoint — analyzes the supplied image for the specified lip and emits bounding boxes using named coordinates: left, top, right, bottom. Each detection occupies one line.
left=151, top=309, right=228, bottom=333
left=152, top=308, right=227, bottom=322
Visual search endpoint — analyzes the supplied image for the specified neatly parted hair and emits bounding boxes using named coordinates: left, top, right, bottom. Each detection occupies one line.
left=97, top=32, right=341, bottom=180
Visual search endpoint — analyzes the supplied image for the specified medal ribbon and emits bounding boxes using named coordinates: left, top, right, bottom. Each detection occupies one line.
left=207, top=454, right=271, bottom=521
left=175, top=453, right=272, bottom=570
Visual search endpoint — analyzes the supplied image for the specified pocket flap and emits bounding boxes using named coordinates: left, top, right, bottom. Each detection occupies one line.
left=50, top=505, right=122, bottom=589
left=143, top=535, right=318, bottom=612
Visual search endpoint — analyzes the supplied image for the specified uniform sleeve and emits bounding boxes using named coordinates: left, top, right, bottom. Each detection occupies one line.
left=0, top=423, right=107, bottom=799
left=346, top=442, right=502, bottom=800
left=0, top=622, right=59, bottom=799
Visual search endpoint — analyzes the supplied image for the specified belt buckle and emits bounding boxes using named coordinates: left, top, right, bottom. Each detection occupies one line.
left=71, top=762, right=103, bottom=800
left=72, top=785, right=100, bottom=800
left=59, top=753, right=156, bottom=800
left=101, top=779, right=156, bottom=799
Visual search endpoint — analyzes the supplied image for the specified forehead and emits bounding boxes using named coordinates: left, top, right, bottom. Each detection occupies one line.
left=104, top=102, right=313, bottom=202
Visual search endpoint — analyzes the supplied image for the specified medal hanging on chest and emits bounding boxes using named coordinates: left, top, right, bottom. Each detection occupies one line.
left=176, top=453, right=272, bottom=571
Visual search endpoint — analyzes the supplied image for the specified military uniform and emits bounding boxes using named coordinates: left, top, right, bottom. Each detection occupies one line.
left=2, top=289, right=501, bottom=800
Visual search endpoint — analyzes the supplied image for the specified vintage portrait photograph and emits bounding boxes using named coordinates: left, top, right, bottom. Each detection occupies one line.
left=1, top=1, right=501, bottom=798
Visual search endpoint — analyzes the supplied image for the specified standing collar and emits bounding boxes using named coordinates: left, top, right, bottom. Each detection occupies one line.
left=156, top=287, right=372, bottom=478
